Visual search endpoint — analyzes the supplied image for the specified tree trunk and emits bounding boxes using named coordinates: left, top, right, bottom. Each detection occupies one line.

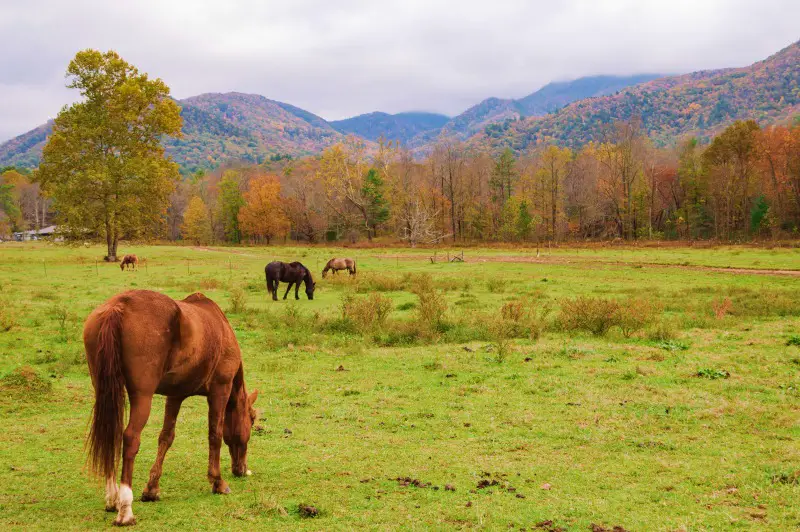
left=104, top=218, right=118, bottom=262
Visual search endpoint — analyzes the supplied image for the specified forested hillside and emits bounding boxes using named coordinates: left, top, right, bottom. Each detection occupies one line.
left=479, top=42, right=800, bottom=151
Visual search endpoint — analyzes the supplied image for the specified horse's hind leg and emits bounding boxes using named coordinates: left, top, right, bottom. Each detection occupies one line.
left=105, top=476, right=119, bottom=512
left=142, top=396, right=184, bottom=502
left=207, top=385, right=233, bottom=494
left=115, top=394, right=153, bottom=526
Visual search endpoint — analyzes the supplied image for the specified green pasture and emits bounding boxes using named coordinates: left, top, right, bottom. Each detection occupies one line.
left=0, top=243, right=798, bottom=530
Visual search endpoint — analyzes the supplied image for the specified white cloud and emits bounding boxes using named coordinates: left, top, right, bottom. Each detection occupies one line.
left=0, top=0, right=798, bottom=142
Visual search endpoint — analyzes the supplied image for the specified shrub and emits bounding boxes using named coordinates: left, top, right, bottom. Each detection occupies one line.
left=353, top=272, right=405, bottom=293
left=341, top=293, right=393, bottom=333
left=0, top=305, right=19, bottom=332
left=647, top=318, right=679, bottom=342
left=617, top=298, right=660, bottom=338
left=558, top=296, right=621, bottom=336
left=410, top=274, right=448, bottom=331
left=200, top=278, right=222, bottom=290
left=228, top=286, right=247, bottom=313
left=397, top=301, right=416, bottom=311
left=283, top=303, right=303, bottom=328
left=0, top=366, right=52, bottom=396
left=787, top=335, right=800, bottom=347
left=488, top=319, right=514, bottom=363
left=711, top=297, right=732, bottom=319
left=501, top=300, right=525, bottom=322
left=486, top=278, right=507, bottom=293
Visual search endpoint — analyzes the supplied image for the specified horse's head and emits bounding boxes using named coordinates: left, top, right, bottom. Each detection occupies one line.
left=224, top=389, right=258, bottom=477
left=119, top=260, right=125, bottom=271
left=306, top=281, right=316, bottom=300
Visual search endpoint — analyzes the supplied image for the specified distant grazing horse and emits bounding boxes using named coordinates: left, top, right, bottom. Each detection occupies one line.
left=84, top=290, right=258, bottom=526
left=120, top=254, right=138, bottom=271
left=265, top=261, right=316, bottom=301
left=322, top=257, right=357, bottom=278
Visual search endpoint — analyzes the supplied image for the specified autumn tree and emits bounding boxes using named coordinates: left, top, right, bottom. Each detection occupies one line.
left=703, top=120, right=760, bottom=238
left=36, top=50, right=182, bottom=260
left=218, top=171, right=245, bottom=243
left=491, top=148, right=517, bottom=205
left=238, top=175, right=290, bottom=244
left=181, top=196, right=212, bottom=244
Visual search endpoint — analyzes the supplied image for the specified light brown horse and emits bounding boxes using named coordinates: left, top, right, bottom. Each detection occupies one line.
left=120, top=254, right=139, bottom=271
left=322, top=257, right=357, bottom=278
left=84, top=290, right=258, bottom=526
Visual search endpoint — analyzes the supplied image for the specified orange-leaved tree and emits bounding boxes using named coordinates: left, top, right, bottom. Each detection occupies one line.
left=238, top=174, right=290, bottom=244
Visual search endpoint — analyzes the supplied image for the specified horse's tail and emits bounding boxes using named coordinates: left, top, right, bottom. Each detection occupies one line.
left=265, top=269, right=272, bottom=295
left=87, top=305, right=127, bottom=480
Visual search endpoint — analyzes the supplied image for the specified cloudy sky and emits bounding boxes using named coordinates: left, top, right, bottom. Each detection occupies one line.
left=1, top=0, right=798, bottom=142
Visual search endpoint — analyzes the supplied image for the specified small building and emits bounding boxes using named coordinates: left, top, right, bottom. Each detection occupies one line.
left=13, top=225, right=60, bottom=242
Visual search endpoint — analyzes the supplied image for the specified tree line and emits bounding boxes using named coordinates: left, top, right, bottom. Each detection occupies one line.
left=2, top=50, right=800, bottom=251
left=167, top=117, right=800, bottom=246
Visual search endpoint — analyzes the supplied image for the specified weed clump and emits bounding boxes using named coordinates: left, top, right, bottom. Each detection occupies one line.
left=341, top=293, right=393, bottom=332
left=412, top=274, right=448, bottom=332
left=558, top=296, right=621, bottom=336
left=228, top=285, right=247, bottom=313
left=0, top=366, right=52, bottom=396
left=617, top=299, right=660, bottom=338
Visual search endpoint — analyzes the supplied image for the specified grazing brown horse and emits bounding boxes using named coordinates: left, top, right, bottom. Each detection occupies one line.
left=120, top=254, right=139, bottom=271
left=84, top=290, right=258, bottom=526
left=265, top=261, right=316, bottom=301
left=322, top=257, right=357, bottom=278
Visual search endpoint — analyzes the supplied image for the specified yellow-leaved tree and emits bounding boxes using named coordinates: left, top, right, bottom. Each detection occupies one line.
left=36, top=50, right=182, bottom=261
left=181, top=196, right=212, bottom=244
left=238, top=175, right=290, bottom=244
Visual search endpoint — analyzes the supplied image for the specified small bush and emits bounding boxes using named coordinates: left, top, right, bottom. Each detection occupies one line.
left=647, top=318, right=679, bottom=341
left=558, top=296, right=621, bottom=336
left=228, top=286, right=247, bottom=313
left=200, top=278, right=222, bottom=290
left=501, top=300, right=525, bottom=322
left=711, top=297, right=732, bottom=319
left=283, top=303, right=303, bottom=328
left=51, top=303, right=76, bottom=341
left=488, top=319, right=514, bottom=363
left=0, top=366, right=52, bottom=396
left=617, top=298, right=660, bottom=338
left=412, top=275, right=448, bottom=331
left=354, top=272, right=405, bottom=293
left=341, top=293, right=393, bottom=333
left=486, top=278, right=507, bottom=293
left=0, top=305, right=19, bottom=332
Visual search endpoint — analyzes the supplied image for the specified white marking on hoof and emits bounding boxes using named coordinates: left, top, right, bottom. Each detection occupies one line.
left=105, top=477, right=119, bottom=512
left=114, top=484, right=135, bottom=526
left=246, top=470, right=252, bottom=476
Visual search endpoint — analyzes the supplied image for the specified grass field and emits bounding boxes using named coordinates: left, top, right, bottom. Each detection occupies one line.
left=1, top=242, right=799, bottom=530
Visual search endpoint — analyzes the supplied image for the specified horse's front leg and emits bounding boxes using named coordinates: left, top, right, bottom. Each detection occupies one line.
left=142, top=396, right=184, bottom=502
left=207, top=386, right=233, bottom=494
left=283, top=282, right=292, bottom=300
left=295, top=283, right=300, bottom=300
left=115, top=394, right=153, bottom=526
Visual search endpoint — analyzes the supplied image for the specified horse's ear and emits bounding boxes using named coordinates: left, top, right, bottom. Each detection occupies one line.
left=247, top=390, right=259, bottom=407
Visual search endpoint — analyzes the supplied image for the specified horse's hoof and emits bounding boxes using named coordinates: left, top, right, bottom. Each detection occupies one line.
left=141, top=490, right=160, bottom=502
left=105, top=504, right=118, bottom=513
left=112, top=516, right=136, bottom=527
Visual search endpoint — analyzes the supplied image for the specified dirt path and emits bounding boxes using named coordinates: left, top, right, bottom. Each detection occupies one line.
left=374, top=253, right=800, bottom=277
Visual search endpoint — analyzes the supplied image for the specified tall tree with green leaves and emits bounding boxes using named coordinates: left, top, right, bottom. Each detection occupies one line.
left=36, top=49, right=182, bottom=260
left=516, top=200, right=533, bottom=241
left=218, top=171, right=245, bottom=243
left=362, top=168, right=390, bottom=240
left=491, top=148, right=517, bottom=204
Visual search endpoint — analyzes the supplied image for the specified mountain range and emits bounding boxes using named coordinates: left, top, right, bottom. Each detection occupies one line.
left=1, top=40, right=798, bottom=172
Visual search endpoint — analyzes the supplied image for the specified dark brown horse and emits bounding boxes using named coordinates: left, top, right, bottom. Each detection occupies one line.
left=322, top=257, right=357, bottom=277
left=120, top=254, right=138, bottom=271
left=84, top=290, right=257, bottom=526
left=265, top=261, right=316, bottom=301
